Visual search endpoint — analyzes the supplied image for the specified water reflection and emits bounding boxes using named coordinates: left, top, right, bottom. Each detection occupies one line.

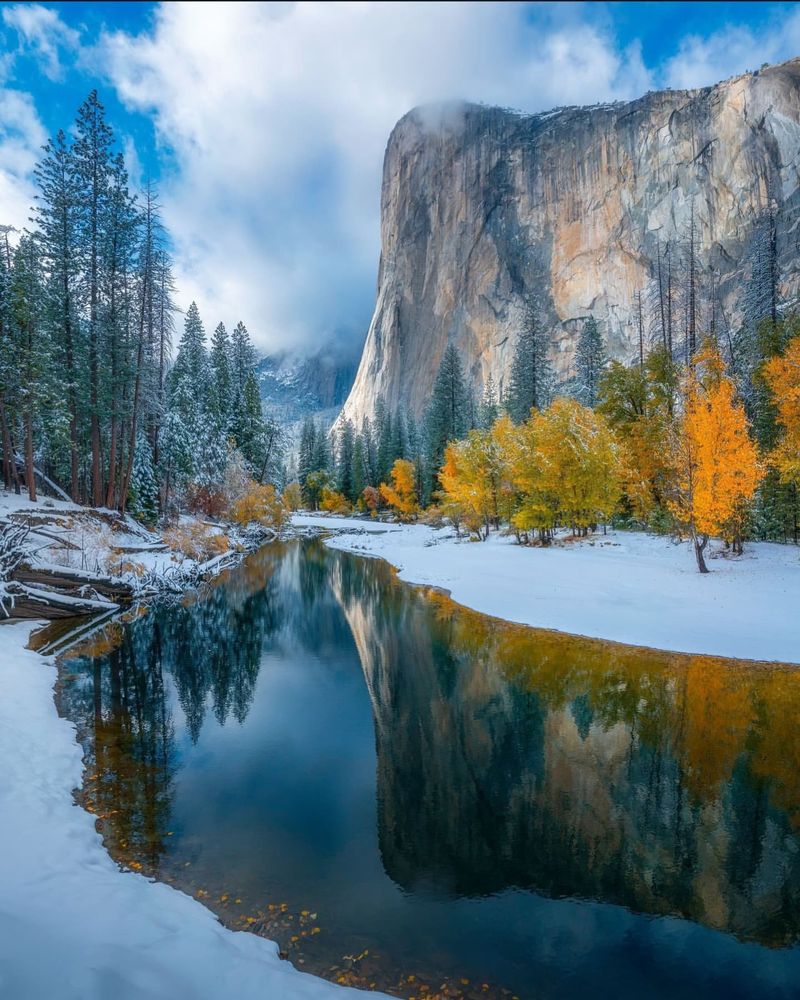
left=55, top=538, right=800, bottom=997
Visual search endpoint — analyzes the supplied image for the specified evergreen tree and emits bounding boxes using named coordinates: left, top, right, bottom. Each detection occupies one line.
left=128, top=433, right=159, bottom=524
left=425, top=342, right=470, bottom=483
left=33, top=128, right=82, bottom=500
left=351, top=431, right=368, bottom=499
left=170, top=302, right=209, bottom=403
left=574, top=316, right=608, bottom=408
left=506, top=303, right=552, bottom=423
left=9, top=235, right=52, bottom=500
left=477, top=374, right=499, bottom=429
left=311, top=420, right=331, bottom=473
left=336, top=419, right=356, bottom=499
left=297, top=416, right=317, bottom=490
left=73, top=90, right=113, bottom=506
left=232, top=371, right=266, bottom=472
left=231, top=321, right=257, bottom=400
left=209, top=321, right=233, bottom=432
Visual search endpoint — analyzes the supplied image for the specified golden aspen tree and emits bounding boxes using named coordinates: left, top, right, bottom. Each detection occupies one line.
left=379, top=458, right=419, bottom=521
left=762, top=335, right=800, bottom=487
left=531, top=398, right=622, bottom=536
left=669, top=341, right=762, bottom=572
left=436, top=429, right=507, bottom=540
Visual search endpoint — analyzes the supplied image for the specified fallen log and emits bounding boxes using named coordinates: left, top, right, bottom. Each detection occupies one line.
left=0, top=582, right=119, bottom=620
left=12, top=563, right=133, bottom=601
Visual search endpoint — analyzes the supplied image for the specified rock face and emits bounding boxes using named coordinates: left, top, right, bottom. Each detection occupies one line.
left=256, top=349, right=356, bottom=425
left=340, top=59, right=800, bottom=426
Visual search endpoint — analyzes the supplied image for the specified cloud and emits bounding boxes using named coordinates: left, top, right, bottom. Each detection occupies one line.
left=662, top=8, right=800, bottom=90
left=0, top=87, right=47, bottom=233
left=97, top=2, right=652, bottom=355
left=2, top=3, right=79, bottom=81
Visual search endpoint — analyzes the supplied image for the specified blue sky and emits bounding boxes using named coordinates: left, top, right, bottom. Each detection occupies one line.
left=1, top=1, right=799, bottom=358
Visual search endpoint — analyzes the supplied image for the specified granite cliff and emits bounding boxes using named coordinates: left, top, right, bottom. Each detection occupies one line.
left=340, top=58, right=800, bottom=425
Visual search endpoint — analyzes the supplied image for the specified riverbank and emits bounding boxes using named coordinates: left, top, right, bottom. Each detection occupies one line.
left=293, top=514, right=800, bottom=663
left=0, top=619, right=382, bottom=1000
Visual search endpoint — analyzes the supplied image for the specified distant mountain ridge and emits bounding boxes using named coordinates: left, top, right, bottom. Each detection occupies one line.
left=256, top=349, right=357, bottom=425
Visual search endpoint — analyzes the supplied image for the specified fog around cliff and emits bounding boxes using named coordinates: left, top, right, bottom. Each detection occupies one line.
left=3, top=2, right=800, bottom=357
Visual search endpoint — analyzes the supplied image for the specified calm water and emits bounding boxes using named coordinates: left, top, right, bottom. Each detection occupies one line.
left=55, top=539, right=800, bottom=999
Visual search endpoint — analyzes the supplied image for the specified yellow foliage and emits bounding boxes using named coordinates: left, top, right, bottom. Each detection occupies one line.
left=319, top=487, right=351, bottom=514
left=437, top=429, right=508, bottom=539
left=669, top=342, right=762, bottom=546
left=503, top=398, right=622, bottom=536
left=762, top=334, right=800, bottom=486
left=281, top=481, right=303, bottom=512
left=230, top=482, right=285, bottom=528
left=379, top=459, right=418, bottom=521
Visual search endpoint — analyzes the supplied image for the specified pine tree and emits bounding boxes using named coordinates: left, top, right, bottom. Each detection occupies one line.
left=9, top=236, right=52, bottom=500
left=128, top=433, right=159, bottom=524
left=231, top=321, right=257, bottom=399
left=209, top=322, right=233, bottom=433
left=33, top=128, right=82, bottom=500
left=506, top=302, right=552, bottom=423
left=170, top=302, right=210, bottom=402
left=426, top=342, right=470, bottom=480
left=297, top=416, right=317, bottom=491
left=477, top=375, right=499, bottom=429
left=574, top=316, right=607, bottom=408
left=336, top=419, right=356, bottom=499
left=74, top=90, right=113, bottom=506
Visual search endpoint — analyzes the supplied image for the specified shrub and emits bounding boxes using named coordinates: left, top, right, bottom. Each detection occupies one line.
left=320, top=487, right=350, bottom=514
left=230, top=482, right=285, bottom=528
left=185, top=482, right=227, bottom=518
left=163, top=522, right=230, bottom=561
left=362, top=485, right=381, bottom=516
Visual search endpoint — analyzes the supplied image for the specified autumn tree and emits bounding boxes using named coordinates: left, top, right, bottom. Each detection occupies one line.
left=762, top=333, right=800, bottom=489
left=668, top=341, right=762, bottom=571
left=531, top=398, right=622, bottom=536
left=598, top=346, right=678, bottom=527
left=437, top=427, right=508, bottom=540
left=380, top=458, right=419, bottom=522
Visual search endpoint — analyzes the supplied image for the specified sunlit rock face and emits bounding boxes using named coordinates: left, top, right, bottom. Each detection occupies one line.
left=340, top=59, right=800, bottom=425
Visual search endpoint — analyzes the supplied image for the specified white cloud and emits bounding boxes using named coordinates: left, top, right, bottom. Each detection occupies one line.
left=2, top=3, right=79, bottom=81
left=0, top=88, right=47, bottom=233
left=662, top=9, right=800, bottom=90
left=98, top=2, right=652, bottom=355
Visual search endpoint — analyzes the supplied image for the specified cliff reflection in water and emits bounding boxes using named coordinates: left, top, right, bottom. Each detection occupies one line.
left=60, top=539, right=800, bottom=952
left=332, top=549, right=800, bottom=946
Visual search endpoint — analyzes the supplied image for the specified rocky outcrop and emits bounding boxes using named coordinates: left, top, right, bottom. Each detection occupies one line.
left=340, top=59, right=800, bottom=425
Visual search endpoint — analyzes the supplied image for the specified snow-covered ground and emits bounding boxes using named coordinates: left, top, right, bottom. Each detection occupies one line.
left=294, top=514, right=800, bottom=663
left=0, top=621, right=381, bottom=1000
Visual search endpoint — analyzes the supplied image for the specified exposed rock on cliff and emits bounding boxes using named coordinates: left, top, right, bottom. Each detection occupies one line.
left=340, top=59, right=800, bottom=425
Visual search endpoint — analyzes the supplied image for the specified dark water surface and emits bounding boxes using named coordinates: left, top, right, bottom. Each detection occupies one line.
left=55, top=539, right=800, bottom=999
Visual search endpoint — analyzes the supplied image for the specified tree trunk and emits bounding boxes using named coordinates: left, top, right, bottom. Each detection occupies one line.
left=692, top=530, right=709, bottom=573
left=106, top=417, right=118, bottom=509
left=0, top=395, right=20, bottom=493
left=24, top=411, right=36, bottom=502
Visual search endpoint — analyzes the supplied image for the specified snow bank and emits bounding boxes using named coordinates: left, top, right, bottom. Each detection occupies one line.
left=293, top=515, right=800, bottom=663
left=0, top=621, right=382, bottom=1000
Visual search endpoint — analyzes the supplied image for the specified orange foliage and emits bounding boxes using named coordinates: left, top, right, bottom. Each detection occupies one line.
left=670, top=341, right=762, bottom=547
left=379, top=459, right=418, bottom=521
left=230, top=482, right=285, bottom=528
